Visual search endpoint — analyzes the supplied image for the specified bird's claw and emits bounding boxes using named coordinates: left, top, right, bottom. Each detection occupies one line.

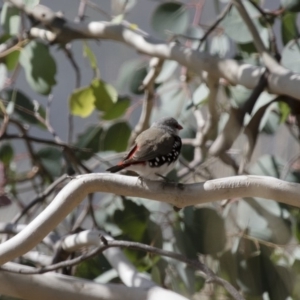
left=155, top=173, right=184, bottom=190
left=137, top=175, right=146, bottom=187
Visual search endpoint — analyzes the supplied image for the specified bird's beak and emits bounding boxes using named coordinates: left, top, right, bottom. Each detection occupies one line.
left=177, top=124, right=183, bottom=130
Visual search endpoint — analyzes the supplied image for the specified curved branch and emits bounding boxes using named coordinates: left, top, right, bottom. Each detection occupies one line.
left=0, top=174, right=300, bottom=265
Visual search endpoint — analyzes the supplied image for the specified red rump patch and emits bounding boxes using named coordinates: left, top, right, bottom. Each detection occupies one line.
left=117, top=145, right=141, bottom=166
left=126, top=145, right=138, bottom=159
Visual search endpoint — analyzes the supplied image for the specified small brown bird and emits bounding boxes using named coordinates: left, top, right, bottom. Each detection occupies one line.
left=106, top=117, right=183, bottom=180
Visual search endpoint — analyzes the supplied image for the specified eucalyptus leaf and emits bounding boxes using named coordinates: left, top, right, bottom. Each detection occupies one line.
left=92, top=79, right=118, bottom=112
left=281, top=39, right=300, bottom=73
left=0, top=3, right=20, bottom=35
left=36, top=147, right=62, bottom=177
left=238, top=255, right=265, bottom=295
left=4, top=90, right=45, bottom=125
left=281, top=0, right=300, bottom=12
left=222, top=1, right=264, bottom=44
left=237, top=198, right=291, bottom=244
left=69, top=86, right=95, bottom=118
left=151, top=2, right=189, bottom=38
left=5, top=50, right=20, bottom=71
left=83, top=42, right=98, bottom=71
left=281, top=12, right=298, bottom=45
left=183, top=207, right=226, bottom=254
left=75, top=255, right=111, bottom=280
left=113, top=200, right=149, bottom=241
left=76, top=125, right=102, bottom=160
left=102, top=96, right=130, bottom=120
left=0, top=143, right=14, bottom=165
left=20, top=41, right=56, bottom=95
left=101, top=121, right=131, bottom=152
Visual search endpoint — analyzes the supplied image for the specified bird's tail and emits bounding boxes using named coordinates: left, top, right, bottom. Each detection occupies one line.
left=106, top=164, right=127, bottom=173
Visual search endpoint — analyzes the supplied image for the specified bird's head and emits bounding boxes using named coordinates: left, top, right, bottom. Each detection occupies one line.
left=152, top=117, right=183, bottom=135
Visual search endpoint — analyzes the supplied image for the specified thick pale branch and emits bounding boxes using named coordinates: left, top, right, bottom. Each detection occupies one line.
left=0, top=174, right=300, bottom=265
left=0, top=262, right=183, bottom=300
left=4, top=0, right=300, bottom=99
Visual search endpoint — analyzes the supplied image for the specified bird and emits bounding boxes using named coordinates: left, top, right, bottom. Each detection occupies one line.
left=106, top=117, right=183, bottom=180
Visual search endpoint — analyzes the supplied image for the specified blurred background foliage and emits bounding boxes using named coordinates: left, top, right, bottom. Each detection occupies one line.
left=0, top=0, right=300, bottom=299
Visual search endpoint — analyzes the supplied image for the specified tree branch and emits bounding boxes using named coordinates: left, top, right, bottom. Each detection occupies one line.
left=4, top=0, right=299, bottom=101
left=1, top=231, right=244, bottom=300
left=0, top=173, right=300, bottom=265
left=1, top=262, right=183, bottom=300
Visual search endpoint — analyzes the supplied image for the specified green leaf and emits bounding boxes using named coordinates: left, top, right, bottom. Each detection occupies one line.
left=4, top=90, right=46, bottom=125
left=281, top=12, right=298, bottom=45
left=0, top=63, right=7, bottom=91
left=262, top=110, right=280, bottom=134
left=92, top=79, right=118, bottom=112
left=101, top=121, right=131, bottom=152
left=19, top=41, right=56, bottom=95
left=222, top=1, right=265, bottom=44
left=116, top=59, right=147, bottom=94
left=75, top=125, right=102, bottom=160
left=113, top=201, right=149, bottom=241
left=5, top=50, right=20, bottom=71
left=69, top=86, right=95, bottom=118
left=151, top=2, right=189, bottom=38
left=261, top=250, right=295, bottom=299
left=281, top=0, right=300, bottom=12
left=230, top=85, right=252, bottom=108
left=0, top=3, right=20, bottom=35
left=238, top=255, right=265, bottom=295
left=237, top=197, right=291, bottom=244
left=129, top=65, right=147, bottom=95
left=82, top=42, right=98, bottom=71
left=36, top=147, right=62, bottom=177
left=250, top=154, right=283, bottom=178
left=219, top=250, right=238, bottom=286
left=180, top=126, right=195, bottom=162
left=75, top=255, right=111, bottom=280
left=279, top=101, right=291, bottom=123
left=23, top=0, right=39, bottom=9
left=281, top=39, right=300, bottom=72
left=183, top=207, right=226, bottom=254
left=102, top=96, right=130, bottom=120
left=0, top=143, right=14, bottom=165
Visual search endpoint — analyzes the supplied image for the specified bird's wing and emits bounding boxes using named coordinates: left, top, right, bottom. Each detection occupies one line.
left=123, top=128, right=175, bottom=163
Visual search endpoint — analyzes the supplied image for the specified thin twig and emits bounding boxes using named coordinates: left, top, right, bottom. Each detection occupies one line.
left=197, top=2, right=233, bottom=50
left=12, top=174, right=69, bottom=224
left=128, top=58, right=163, bottom=145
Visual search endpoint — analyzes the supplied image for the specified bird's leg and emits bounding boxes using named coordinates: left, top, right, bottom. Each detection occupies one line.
left=137, top=175, right=147, bottom=187
left=155, top=173, right=184, bottom=190
left=155, top=173, right=183, bottom=212
left=155, top=173, right=170, bottom=182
